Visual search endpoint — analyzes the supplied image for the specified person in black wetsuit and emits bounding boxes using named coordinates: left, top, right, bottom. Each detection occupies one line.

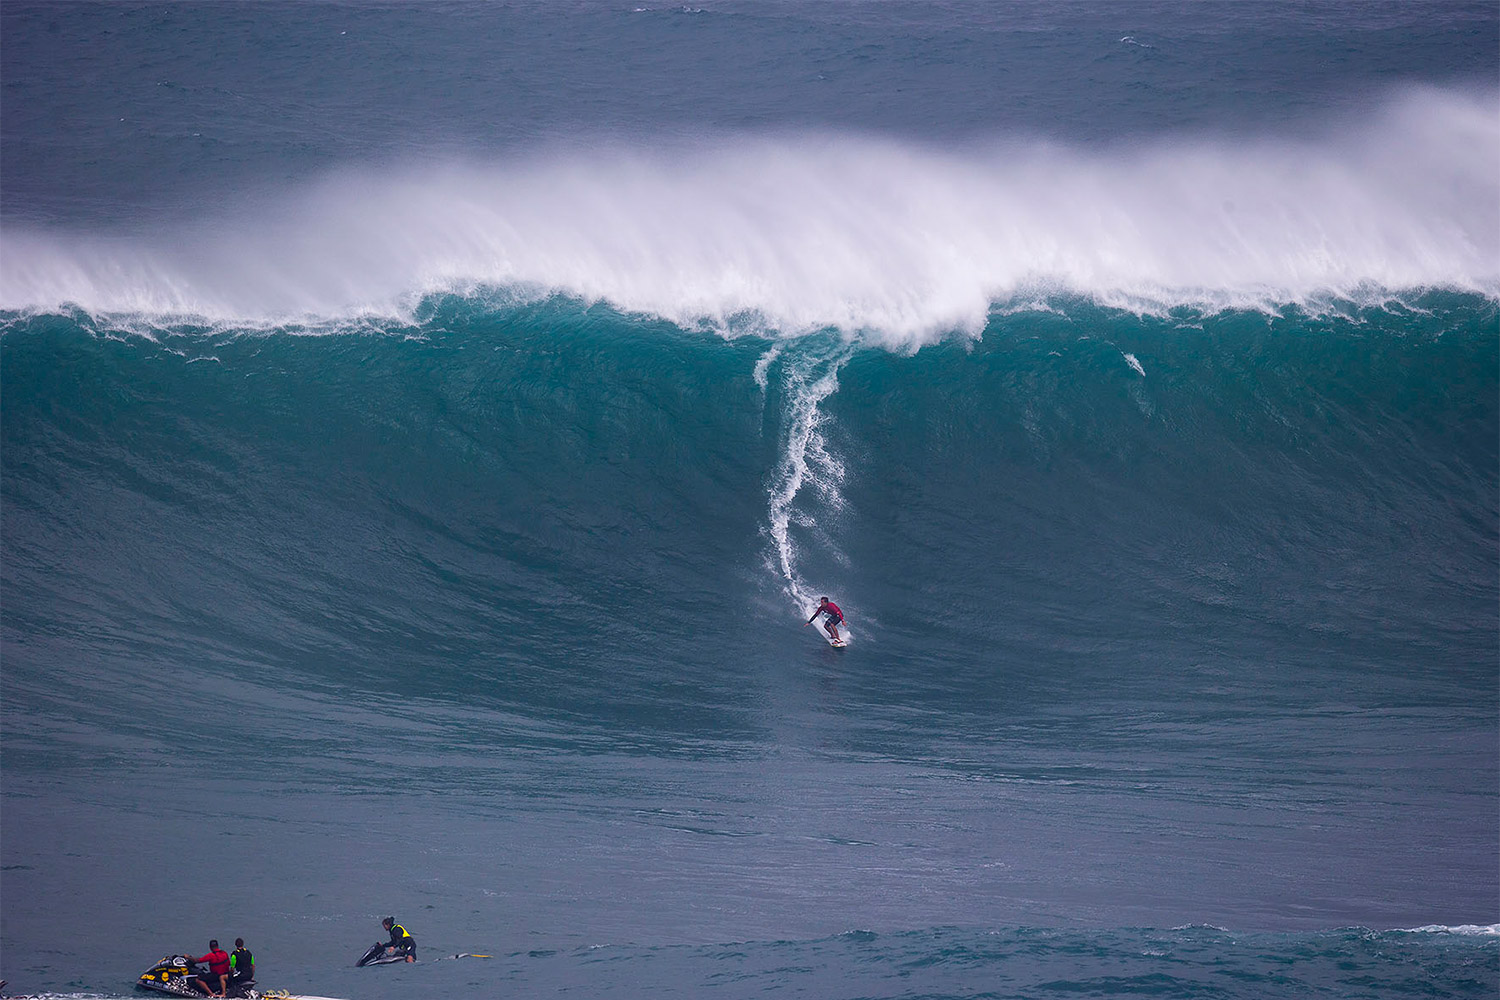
left=381, top=917, right=416, bottom=962
left=229, top=939, right=254, bottom=988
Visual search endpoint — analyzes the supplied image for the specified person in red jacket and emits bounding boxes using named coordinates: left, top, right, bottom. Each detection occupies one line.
left=191, top=940, right=232, bottom=997
left=805, top=596, right=845, bottom=643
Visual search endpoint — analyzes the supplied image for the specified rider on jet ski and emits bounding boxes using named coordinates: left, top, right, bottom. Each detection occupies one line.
left=190, top=941, right=232, bottom=997
left=381, top=917, right=416, bottom=962
left=229, top=939, right=254, bottom=989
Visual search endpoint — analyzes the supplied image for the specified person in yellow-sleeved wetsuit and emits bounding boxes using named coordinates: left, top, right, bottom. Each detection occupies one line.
left=381, top=917, right=416, bottom=962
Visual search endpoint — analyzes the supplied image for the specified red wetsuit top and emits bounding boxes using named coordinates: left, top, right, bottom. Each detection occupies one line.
left=819, top=601, right=843, bottom=623
left=197, top=950, right=232, bottom=977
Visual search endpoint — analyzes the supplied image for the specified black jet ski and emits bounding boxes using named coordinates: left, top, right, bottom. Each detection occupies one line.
left=137, top=955, right=257, bottom=998
left=356, top=941, right=414, bottom=967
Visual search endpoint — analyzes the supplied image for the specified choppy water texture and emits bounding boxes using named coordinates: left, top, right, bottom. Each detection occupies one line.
left=2, top=3, right=1497, bottom=998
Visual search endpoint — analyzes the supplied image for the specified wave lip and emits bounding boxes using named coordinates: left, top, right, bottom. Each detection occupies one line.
left=2, top=87, right=1496, bottom=348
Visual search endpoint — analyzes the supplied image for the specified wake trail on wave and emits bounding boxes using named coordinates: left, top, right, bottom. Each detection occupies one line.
left=2, top=86, right=1495, bottom=347
left=760, top=343, right=856, bottom=637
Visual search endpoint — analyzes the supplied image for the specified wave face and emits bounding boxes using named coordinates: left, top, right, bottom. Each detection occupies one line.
left=3, top=87, right=1497, bottom=336
left=5, top=295, right=1494, bottom=680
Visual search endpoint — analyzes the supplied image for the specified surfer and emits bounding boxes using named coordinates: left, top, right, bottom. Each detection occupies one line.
left=381, top=917, right=417, bottom=962
left=805, top=596, right=845, bottom=643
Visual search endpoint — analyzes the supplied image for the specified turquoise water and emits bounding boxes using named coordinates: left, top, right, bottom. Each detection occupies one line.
left=2, top=3, right=1497, bottom=998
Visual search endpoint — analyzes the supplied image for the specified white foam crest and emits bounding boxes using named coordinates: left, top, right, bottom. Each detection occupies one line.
left=2, top=86, right=1494, bottom=346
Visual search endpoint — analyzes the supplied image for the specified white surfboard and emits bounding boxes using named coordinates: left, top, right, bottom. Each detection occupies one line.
left=807, top=613, right=849, bottom=647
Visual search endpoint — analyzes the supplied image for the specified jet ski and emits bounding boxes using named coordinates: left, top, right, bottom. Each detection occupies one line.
left=137, top=955, right=257, bottom=998
left=355, top=942, right=413, bottom=967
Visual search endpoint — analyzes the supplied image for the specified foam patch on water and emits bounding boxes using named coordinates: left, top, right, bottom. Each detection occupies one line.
left=1399, top=924, right=1500, bottom=936
left=2, top=86, right=1495, bottom=347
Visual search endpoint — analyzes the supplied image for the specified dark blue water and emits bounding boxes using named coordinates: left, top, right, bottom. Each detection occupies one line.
left=2, top=3, right=1497, bottom=998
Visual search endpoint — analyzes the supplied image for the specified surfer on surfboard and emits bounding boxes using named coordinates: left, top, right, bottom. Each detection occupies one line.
left=805, top=597, right=846, bottom=644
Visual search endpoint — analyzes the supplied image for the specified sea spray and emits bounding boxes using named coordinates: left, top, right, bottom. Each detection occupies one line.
left=2, top=88, right=1494, bottom=338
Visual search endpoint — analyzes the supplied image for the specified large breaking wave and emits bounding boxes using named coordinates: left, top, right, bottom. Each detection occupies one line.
left=3, top=86, right=1496, bottom=346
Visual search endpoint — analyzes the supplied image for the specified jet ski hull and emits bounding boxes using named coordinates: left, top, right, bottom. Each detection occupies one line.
left=356, top=943, right=412, bottom=967
left=137, top=955, right=257, bottom=998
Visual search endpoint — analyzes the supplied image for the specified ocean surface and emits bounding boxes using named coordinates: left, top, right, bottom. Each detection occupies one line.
left=2, top=2, right=1497, bottom=998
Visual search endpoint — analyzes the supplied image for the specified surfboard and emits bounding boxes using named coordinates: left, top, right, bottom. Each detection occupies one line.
left=825, top=633, right=848, bottom=648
